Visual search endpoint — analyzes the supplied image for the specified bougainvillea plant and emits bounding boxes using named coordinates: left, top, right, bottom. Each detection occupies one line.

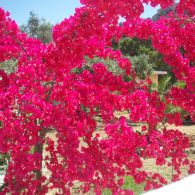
left=0, top=0, right=195, bottom=194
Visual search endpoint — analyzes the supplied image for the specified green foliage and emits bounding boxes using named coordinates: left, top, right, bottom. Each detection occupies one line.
left=157, top=76, right=186, bottom=117
left=127, top=54, right=153, bottom=80
left=158, top=75, right=172, bottom=109
left=102, top=188, right=112, bottom=195
left=164, top=79, right=188, bottom=120
left=119, top=37, right=141, bottom=56
left=20, top=11, right=52, bottom=43
left=119, top=37, right=170, bottom=71
left=73, top=56, right=124, bottom=76
left=158, top=75, right=171, bottom=96
left=118, top=37, right=154, bottom=57
left=0, top=154, right=8, bottom=172
left=102, top=176, right=145, bottom=195
left=0, top=59, right=18, bottom=74
left=122, top=176, right=145, bottom=195
left=116, top=37, right=173, bottom=81
left=165, top=104, right=183, bottom=114
left=174, top=80, right=186, bottom=89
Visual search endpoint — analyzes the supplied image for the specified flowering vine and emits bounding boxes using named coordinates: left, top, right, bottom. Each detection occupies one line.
left=0, top=0, right=194, bottom=194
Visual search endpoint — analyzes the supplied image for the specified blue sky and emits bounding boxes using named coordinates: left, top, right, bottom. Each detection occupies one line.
left=0, top=0, right=159, bottom=25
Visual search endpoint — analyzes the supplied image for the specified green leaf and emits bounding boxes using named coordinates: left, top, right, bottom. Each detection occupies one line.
left=102, top=188, right=112, bottom=195
left=122, top=176, right=145, bottom=195
left=174, top=80, right=186, bottom=89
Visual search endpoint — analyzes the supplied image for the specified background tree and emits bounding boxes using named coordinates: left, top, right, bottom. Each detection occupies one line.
left=127, top=54, right=153, bottom=80
left=152, top=3, right=177, bottom=21
left=115, top=37, right=174, bottom=82
left=20, top=11, right=52, bottom=43
left=0, top=12, right=53, bottom=75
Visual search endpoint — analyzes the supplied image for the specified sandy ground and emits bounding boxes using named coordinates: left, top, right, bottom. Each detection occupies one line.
left=165, top=124, right=195, bottom=136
